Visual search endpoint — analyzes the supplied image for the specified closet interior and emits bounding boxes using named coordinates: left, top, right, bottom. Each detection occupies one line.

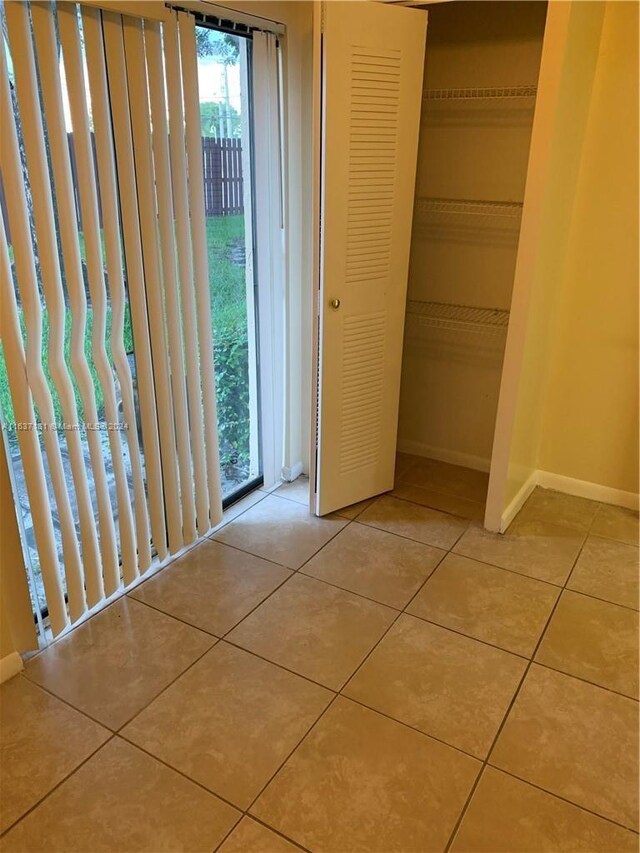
left=398, top=1, right=548, bottom=481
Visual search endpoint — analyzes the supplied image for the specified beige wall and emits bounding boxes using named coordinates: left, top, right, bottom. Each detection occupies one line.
left=493, top=0, right=638, bottom=526
left=1, top=445, right=21, bottom=658
left=1, top=440, right=37, bottom=658
left=538, top=0, right=639, bottom=495
left=494, top=1, right=606, bottom=518
left=485, top=0, right=638, bottom=530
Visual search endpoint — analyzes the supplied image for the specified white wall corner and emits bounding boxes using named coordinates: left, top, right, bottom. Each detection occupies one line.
left=536, top=470, right=639, bottom=512
left=497, top=469, right=538, bottom=533
left=281, top=461, right=304, bottom=482
left=0, top=651, right=23, bottom=684
left=497, top=468, right=640, bottom=532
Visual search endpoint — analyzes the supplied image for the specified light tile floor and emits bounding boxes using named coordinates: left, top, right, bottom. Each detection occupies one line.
left=1, top=455, right=638, bottom=852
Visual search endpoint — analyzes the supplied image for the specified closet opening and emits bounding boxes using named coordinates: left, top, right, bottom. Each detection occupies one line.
left=396, top=1, right=548, bottom=518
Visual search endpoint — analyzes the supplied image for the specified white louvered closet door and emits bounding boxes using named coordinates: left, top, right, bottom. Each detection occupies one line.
left=0, top=1, right=222, bottom=637
left=313, top=1, right=427, bottom=515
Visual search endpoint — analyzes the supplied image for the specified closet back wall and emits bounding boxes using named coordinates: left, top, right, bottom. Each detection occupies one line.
left=398, top=2, right=547, bottom=471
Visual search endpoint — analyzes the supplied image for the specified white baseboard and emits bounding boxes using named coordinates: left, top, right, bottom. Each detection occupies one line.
left=536, top=470, right=639, bottom=511
left=281, top=461, right=304, bottom=483
left=500, top=468, right=639, bottom=531
left=500, top=470, right=538, bottom=532
left=0, top=651, right=23, bottom=684
left=397, top=439, right=490, bottom=473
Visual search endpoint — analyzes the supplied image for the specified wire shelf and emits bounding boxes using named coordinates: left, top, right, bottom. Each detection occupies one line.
left=406, top=300, right=510, bottom=335
left=423, top=85, right=537, bottom=101
left=415, top=197, right=523, bottom=220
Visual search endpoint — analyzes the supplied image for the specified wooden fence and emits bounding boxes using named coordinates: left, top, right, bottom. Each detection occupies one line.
left=0, top=133, right=244, bottom=243
left=202, top=136, right=243, bottom=217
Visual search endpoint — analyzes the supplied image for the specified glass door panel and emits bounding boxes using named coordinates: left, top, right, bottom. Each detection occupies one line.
left=195, top=26, right=261, bottom=503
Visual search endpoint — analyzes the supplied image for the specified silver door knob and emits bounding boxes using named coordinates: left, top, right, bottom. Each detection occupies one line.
left=329, top=298, right=341, bottom=309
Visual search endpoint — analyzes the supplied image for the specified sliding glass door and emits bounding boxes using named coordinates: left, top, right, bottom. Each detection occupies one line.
left=0, top=1, right=284, bottom=643
left=1, top=3, right=229, bottom=636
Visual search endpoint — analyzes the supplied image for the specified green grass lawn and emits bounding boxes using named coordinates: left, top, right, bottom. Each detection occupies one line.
left=0, top=215, right=248, bottom=426
left=207, top=214, right=247, bottom=335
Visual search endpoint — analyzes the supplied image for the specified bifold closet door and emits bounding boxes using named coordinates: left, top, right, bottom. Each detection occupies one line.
left=0, top=1, right=222, bottom=636
left=312, top=1, right=427, bottom=515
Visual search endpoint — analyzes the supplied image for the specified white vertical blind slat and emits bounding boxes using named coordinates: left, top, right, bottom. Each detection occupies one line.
left=56, top=2, right=135, bottom=593
left=178, top=11, right=223, bottom=527
left=30, top=1, right=116, bottom=602
left=81, top=3, right=152, bottom=576
left=253, top=32, right=285, bottom=488
left=162, top=12, right=210, bottom=535
left=2, top=2, right=229, bottom=634
left=121, top=15, right=183, bottom=553
left=102, top=9, right=168, bottom=561
left=0, top=218, right=68, bottom=636
left=5, top=2, right=93, bottom=621
left=144, top=19, right=197, bottom=544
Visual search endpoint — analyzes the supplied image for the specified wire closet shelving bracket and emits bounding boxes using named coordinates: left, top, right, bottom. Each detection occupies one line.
left=415, top=197, right=524, bottom=220
left=423, top=85, right=538, bottom=101
left=406, top=300, right=510, bottom=336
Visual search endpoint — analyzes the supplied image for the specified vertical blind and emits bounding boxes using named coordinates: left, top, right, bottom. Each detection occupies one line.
left=0, top=1, right=223, bottom=637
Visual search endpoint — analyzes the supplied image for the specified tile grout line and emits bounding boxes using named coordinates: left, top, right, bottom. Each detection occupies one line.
left=237, top=814, right=311, bottom=852
left=114, top=732, right=248, bottom=816
left=205, top=537, right=307, bottom=571
left=216, top=512, right=370, bottom=831
left=22, top=608, right=221, bottom=735
left=124, top=595, right=222, bottom=638
left=207, top=638, right=338, bottom=694
left=15, top=632, right=226, bottom=836
left=388, top=490, right=485, bottom=521
left=19, top=671, right=118, bottom=734
left=16, top=676, right=632, bottom=851
left=8, top=476, right=635, bottom=847
left=142, top=488, right=630, bottom=850
left=136, top=513, right=638, bottom=667
left=0, top=730, right=118, bottom=840
left=557, top=586, right=640, bottom=614
left=482, top=765, right=640, bottom=836
left=233, top=693, right=342, bottom=835
left=215, top=519, right=636, bottom=617
left=444, top=524, right=596, bottom=852
left=139, top=483, right=635, bottom=652
left=451, top=539, right=639, bottom=611
left=587, top=530, right=640, bottom=548
left=24, top=477, right=634, bottom=662
left=221, top=487, right=638, bottom=845
left=24, top=488, right=381, bottom=731
left=590, top=502, right=639, bottom=549
left=141, top=493, right=633, bottom=676
left=232, top=511, right=454, bottom=840
left=356, top=516, right=468, bottom=552
left=130, top=554, right=296, bottom=642
left=116, top=510, right=372, bottom=853
left=221, top=631, right=640, bottom=839
left=394, top=472, right=488, bottom=510
left=212, top=498, right=361, bottom=574
left=448, top=549, right=570, bottom=589
left=11, top=504, right=379, bottom=845
left=532, top=660, right=639, bottom=703
left=23, top=487, right=274, bottom=665
left=134, top=575, right=638, bottom=709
